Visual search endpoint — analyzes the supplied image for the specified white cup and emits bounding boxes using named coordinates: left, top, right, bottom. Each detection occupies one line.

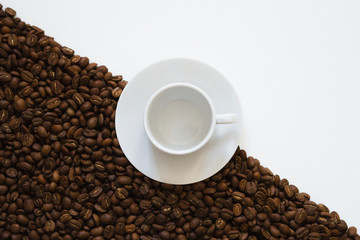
left=144, top=83, right=237, bottom=155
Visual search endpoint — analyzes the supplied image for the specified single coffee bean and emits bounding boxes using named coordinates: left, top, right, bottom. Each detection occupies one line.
left=21, top=70, right=34, bottom=82
left=125, top=224, right=136, bottom=233
left=244, top=207, right=257, bottom=220
left=5, top=7, right=16, bottom=16
left=104, top=225, right=115, bottom=239
left=48, top=52, right=59, bottom=66
left=233, top=203, right=242, bottom=216
left=62, top=46, right=74, bottom=55
left=296, top=226, right=309, bottom=238
left=215, top=218, right=226, bottom=229
left=77, top=193, right=89, bottom=203
left=51, top=80, right=64, bottom=95
left=295, top=208, right=307, bottom=224
left=8, top=34, right=17, bottom=47
left=115, top=188, right=128, bottom=199
left=0, top=109, right=9, bottom=122
left=111, top=87, right=122, bottom=98
left=90, top=95, right=102, bottom=105
left=37, top=126, right=48, bottom=139
left=90, top=186, right=103, bottom=198
left=6, top=168, right=17, bottom=178
left=13, top=96, right=26, bottom=112
left=0, top=72, right=11, bottom=82
left=46, top=97, right=61, bottom=109
left=117, top=175, right=132, bottom=185
left=44, top=220, right=56, bottom=233
left=68, top=219, right=81, bottom=231
left=87, top=116, right=98, bottom=128
left=73, top=92, right=84, bottom=105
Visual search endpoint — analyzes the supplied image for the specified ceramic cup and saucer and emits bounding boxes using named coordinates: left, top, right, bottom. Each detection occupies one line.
left=115, top=58, right=242, bottom=184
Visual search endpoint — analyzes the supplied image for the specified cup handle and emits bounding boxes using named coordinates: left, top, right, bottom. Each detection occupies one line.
left=216, top=114, right=238, bottom=124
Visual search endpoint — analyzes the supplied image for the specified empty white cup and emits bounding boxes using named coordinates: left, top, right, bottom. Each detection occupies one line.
left=144, top=83, right=237, bottom=155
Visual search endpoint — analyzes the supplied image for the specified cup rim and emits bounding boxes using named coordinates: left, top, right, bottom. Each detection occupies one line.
left=144, top=82, right=216, bottom=155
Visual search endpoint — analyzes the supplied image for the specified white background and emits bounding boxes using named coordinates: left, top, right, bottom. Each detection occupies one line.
left=3, top=0, right=359, bottom=227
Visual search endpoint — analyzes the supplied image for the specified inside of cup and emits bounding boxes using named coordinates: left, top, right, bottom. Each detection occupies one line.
left=146, top=84, right=213, bottom=153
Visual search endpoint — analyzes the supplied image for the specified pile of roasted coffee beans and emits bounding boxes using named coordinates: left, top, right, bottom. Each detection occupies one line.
left=0, top=5, right=358, bottom=240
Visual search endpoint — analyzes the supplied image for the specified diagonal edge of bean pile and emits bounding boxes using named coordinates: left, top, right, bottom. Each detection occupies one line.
left=0, top=5, right=358, bottom=240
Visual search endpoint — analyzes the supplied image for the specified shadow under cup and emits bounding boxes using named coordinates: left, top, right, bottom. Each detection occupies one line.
left=145, top=84, right=214, bottom=155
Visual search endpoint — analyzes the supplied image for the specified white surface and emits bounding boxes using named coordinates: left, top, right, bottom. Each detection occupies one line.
left=4, top=0, right=359, bottom=226
left=115, top=59, right=242, bottom=184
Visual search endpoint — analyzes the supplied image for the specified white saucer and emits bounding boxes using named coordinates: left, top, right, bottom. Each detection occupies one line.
left=115, top=58, right=242, bottom=184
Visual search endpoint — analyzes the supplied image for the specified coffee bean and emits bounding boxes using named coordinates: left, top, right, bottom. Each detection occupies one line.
left=50, top=80, right=64, bottom=95
left=44, top=220, right=55, bottom=233
left=21, top=70, right=34, bottom=82
left=89, top=186, right=103, bottom=198
left=48, top=52, right=59, bottom=66
left=73, top=92, right=84, bottom=105
left=139, top=200, right=152, bottom=210
left=244, top=207, right=257, bottom=220
left=13, top=96, right=26, bottom=112
left=0, top=72, right=11, bottom=82
left=166, top=193, right=178, bottom=205
left=37, top=126, right=48, bottom=139
left=0, top=109, right=9, bottom=122
left=77, top=231, right=90, bottom=240
left=125, top=224, right=136, bottom=233
left=233, top=203, right=242, bottom=216
left=31, top=64, right=42, bottom=75
left=215, top=218, right=226, bottom=229
left=115, top=187, right=128, bottom=199
left=295, top=208, right=307, bottom=224
left=62, top=46, right=74, bottom=56
left=187, top=193, right=199, bottom=206
left=220, top=208, right=233, bottom=220
left=117, top=175, right=132, bottom=185
left=172, top=207, right=182, bottom=219
left=104, top=225, right=115, bottom=239
left=68, top=219, right=82, bottom=231
left=46, top=97, right=61, bottom=109
left=18, top=161, right=32, bottom=172
left=296, top=226, right=309, bottom=238
left=111, top=87, right=122, bottom=98
left=6, top=168, right=17, bottom=178
left=8, top=34, right=17, bottom=47
left=77, top=193, right=89, bottom=203
left=87, top=116, right=98, bottom=128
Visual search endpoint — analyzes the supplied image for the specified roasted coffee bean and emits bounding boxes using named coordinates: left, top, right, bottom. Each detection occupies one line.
left=233, top=203, right=242, bottom=216
left=46, top=97, right=61, bottom=109
left=13, top=96, right=26, bottom=112
left=73, top=92, right=84, bottom=105
left=68, top=219, right=81, bottom=231
left=21, top=70, right=34, bottom=82
left=0, top=7, right=357, bottom=240
left=0, top=72, right=11, bottom=82
left=48, top=52, right=59, bottom=66
left=77, top=193, right=89, bottom=203
left=115, top=187, right=128, bottom=199
left=243, top=207, right=256, bottom=220
left=295, top=208, right=307, bottom=224
left=50, top=80, right=64, bottom=95
left=215, top=218, right=226, bottom=229
left=111, top=87, right=122, bottom=98
left=90, top=186, right=103, bottom=198
left=44, top=220, right=56, bottom=233
left=0, top=109, right=9, bottom=122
